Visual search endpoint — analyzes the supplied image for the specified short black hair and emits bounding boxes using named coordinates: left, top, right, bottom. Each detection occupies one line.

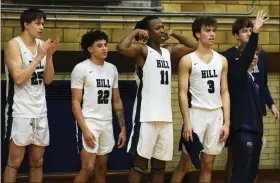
left=80, top=29, right=108, bottom=53
left=135, top=15, right=159, bottom=30
left=20, top=8, right=46, bottom=32
left=134, top=15, right=159, bottom=41
left=232, top=18, right=254, bottom=35
left=192, top=16, right=217, bottom=41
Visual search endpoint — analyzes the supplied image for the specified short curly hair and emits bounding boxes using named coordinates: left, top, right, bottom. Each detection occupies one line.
left=80, top=29, right=108, bottom=53
left=192, top=16, right=217, bottom=41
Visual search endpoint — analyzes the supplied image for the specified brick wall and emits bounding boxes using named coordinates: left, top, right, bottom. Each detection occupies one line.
left=1, top=0, right=279, bottom=170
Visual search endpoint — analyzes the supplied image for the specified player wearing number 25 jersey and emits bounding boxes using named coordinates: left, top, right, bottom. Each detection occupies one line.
left=3, top=8, right=58, bottom=183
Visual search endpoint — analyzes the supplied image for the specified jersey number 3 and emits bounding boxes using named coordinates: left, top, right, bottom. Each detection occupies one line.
left=98, top=90, right=109, bottom=104
left=207, top=80, right=215, bottom=93
left=160, top=70, right=169, bottom=85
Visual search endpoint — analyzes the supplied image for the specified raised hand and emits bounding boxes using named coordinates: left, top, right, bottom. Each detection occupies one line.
left=253, top=10, right=269, bottom=33
left=165, top=30, right=174, bottom=41
left=135, top=29, right=149, bottom=41
left=36, top=38, right=51, bottom=61
left=47, top=38, right=59, bottom=56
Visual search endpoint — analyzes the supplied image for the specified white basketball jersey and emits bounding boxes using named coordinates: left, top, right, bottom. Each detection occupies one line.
left=133, top=46, right=172, bottom=123
left=189, top=50, right=223, bottom=110
left=5, top=37, right=47, bottom=118
left=71, top=59, right=118, bottom=121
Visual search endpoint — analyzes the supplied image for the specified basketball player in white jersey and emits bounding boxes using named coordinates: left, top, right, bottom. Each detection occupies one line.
left=3, top=8, right=59, bottom=182
left=71, top=30, right=126, bottom=183
left=171, top=16, right=230, bottom=183
left=116, top=16, right=197, bottom=183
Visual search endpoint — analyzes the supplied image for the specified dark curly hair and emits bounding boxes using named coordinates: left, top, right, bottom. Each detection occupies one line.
left=80, top=29, right=108, bottom=53
left=20, top=8, right=46, bottom=32
left=192, top=16, right=217, bottom=41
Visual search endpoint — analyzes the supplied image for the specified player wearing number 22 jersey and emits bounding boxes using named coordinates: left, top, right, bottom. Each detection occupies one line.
left=71, top=30, right=126, bottom=183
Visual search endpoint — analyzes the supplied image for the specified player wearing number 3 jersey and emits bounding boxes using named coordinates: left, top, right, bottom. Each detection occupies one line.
left=171, top=16, right=230, bottom=183
left=71, top=30, right=126, bottom=183
left=117, top=16, right=197, bottom=183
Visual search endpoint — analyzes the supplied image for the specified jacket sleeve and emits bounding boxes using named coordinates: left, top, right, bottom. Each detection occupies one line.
left=234, top=32, right=259, bottom=82
left=261, top=51, right=275, bottom=108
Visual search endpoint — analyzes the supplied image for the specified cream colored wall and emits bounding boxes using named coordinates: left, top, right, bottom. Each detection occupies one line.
left=1, top=0, right=279, bottom=170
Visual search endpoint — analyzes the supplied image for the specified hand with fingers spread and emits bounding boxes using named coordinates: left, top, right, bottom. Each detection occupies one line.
left=117, top=129, right=127, bottom=148
left=219, top=124, right=229, bottom=142
left=135, top=29, right=149, bottom=41
left=47, top=38, right=59, bottom=56
left=36, top=38, right=51, bottom=61
left=183, top=121, right=193, bottom=142
left=253, top=10, right=269, bottom=33
left=83, top=129, right=96, bottom=149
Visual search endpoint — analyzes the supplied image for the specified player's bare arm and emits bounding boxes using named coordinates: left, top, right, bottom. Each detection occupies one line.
left=4, top=39, right=50, bottom=87
left=178, top=55, right=193, bottom=141
left=44, top=39, right=59, bottom=84
left=220, top=55, right=230, bottom=142
left=112, top=88, right=127, bottom=148
left=164, top=31, right=197, bottom=59
left=72, top=88, right=96, bottom=148
left=116, top=29, right=148, bottom=67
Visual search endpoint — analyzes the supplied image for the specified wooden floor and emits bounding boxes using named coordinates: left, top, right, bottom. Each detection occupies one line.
left=6, top=169, right=280, bottom=183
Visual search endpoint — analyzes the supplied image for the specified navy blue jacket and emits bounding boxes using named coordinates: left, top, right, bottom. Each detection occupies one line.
left=224, top=44, right=274, bottom=116
left=225, top=32, right=263, bottom=134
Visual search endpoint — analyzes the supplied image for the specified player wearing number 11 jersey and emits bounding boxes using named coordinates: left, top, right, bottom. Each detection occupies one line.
left=117, top=16, right=197, bottom=183
left=71, top=30, right=126, bottom=183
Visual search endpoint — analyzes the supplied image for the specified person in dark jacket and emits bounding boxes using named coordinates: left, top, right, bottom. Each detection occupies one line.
left=224, top=12, right=279, bottom=183
left=227, top=10, right=269, bottom=182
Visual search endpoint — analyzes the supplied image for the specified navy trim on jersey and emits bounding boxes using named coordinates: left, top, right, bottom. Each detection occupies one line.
left=76, top=124, right=83, bottom=153
left=5, top=74, right=15, bottom=141
left=128, top=68, right=143, bottom=154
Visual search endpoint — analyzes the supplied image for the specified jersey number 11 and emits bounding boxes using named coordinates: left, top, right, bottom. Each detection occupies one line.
left=160, top=70, right=169, bottom=85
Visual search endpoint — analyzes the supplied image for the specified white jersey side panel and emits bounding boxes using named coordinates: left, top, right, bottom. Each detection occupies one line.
left=188, top=50, right=223, bottom=110
left=5, top=37, right=47, bottom=118
left=133, top=46, right=172, bottom=123
left=71, top=60, right=118, bottom=121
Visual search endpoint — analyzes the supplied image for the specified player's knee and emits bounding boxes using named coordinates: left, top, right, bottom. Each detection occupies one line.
left=29, top=156, right=44, bottom=168
left=201, top=158, right=214, bottom=172
left=178, top=154, right=192, bottom=172
left=132, top=154, right=148, bottom=174
left=82, top=163, right=95, bottom=176
left=7, top=155, right=23, bottom=169
left=151, top=158, right=166, bottom=174
left=96, top=163, right=107, bottom=175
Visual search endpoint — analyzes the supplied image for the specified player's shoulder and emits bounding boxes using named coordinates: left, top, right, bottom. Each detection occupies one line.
left=6, top=37, right=20, bottom=49
left=104, top=62, right=118, bottom=72
left=73, top=59, right=89, bottom=70
left=179, top=53, right=192, bottom=67
left=218, top=52, right=227, bottom=62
